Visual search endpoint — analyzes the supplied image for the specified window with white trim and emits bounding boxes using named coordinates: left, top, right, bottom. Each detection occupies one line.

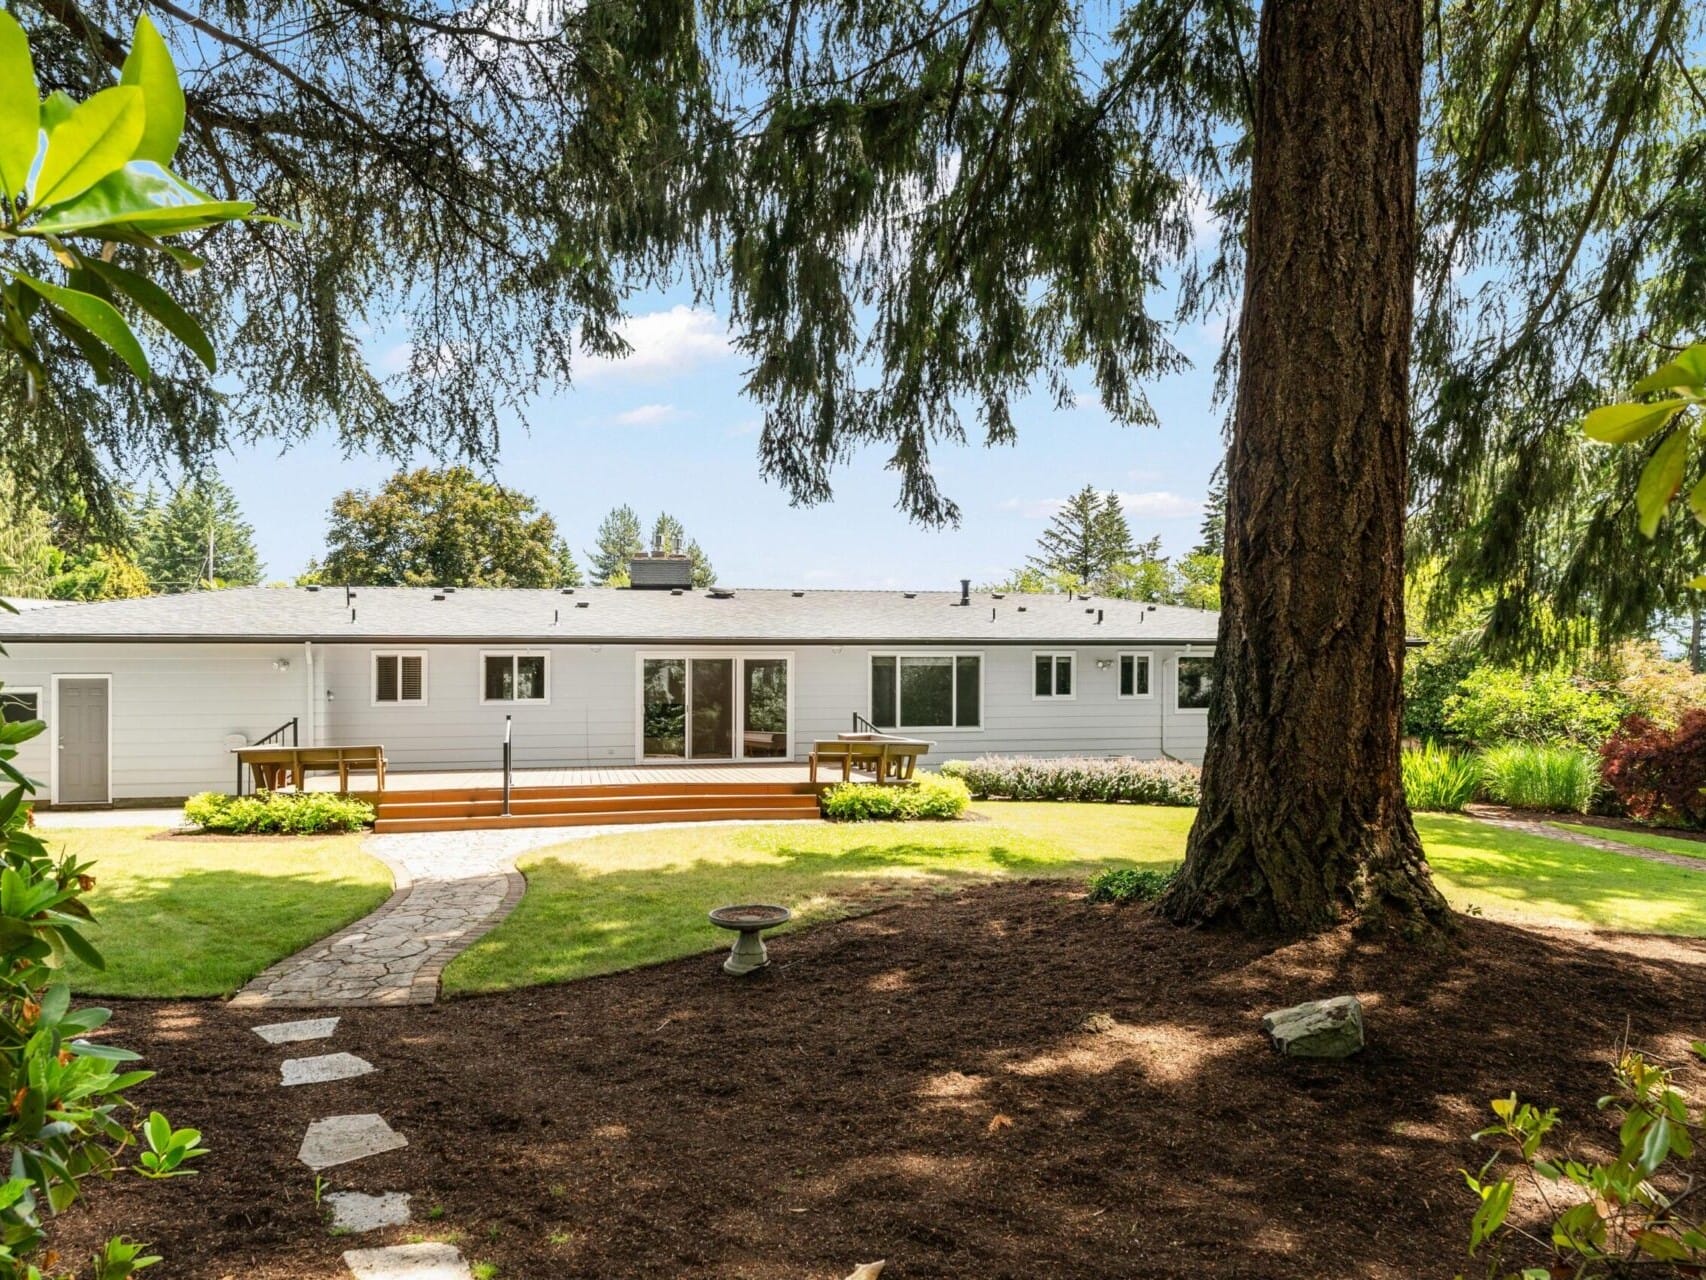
left=1118, top=653, right=1152, bottom=698
left=1033, top=651, right=1075, bottom=699
left=372, top=652, right=426, bottom=704
left=1177, top=655, right=1216, bottom=711
left=482, top=652, right=548, bottom=703
left=0, top=690, right=40, bottom=724
left=870, top=654, right=980, bottom=729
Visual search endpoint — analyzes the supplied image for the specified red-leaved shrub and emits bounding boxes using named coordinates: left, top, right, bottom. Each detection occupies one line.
left=1598, top=710, right=1706, bottom=827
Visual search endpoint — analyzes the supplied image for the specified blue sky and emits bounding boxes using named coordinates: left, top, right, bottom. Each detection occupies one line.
left=214, top=289, right=1231, bottom=590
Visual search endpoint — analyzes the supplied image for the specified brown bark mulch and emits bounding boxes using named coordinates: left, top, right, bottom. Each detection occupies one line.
left=50, top=882, right=1706, bottom=1279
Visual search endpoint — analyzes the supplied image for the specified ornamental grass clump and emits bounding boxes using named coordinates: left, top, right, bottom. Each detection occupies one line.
left=183, top=790, right=375, bottom=834
left=1479, top=744, right=1597, bottom=814
left=819, top=773, right=970, bottom=822
left=1400, top=743, right=1483, bottom=812
left=938, top=756, right=1200, bottom=805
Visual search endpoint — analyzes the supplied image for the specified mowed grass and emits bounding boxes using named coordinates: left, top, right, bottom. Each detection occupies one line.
left=44, top=826, right=393, bottom=997
left=444, top=803, right=1191, bottom=993
left=447, top=802, right=1706, bottom=994
left=1551, top=821, right=1706, bottom=862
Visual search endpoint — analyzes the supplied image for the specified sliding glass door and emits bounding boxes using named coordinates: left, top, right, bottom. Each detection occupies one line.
left=641, top=654, right=789, bottom=760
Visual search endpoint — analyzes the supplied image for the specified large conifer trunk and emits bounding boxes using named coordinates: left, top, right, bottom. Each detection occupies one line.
left=1160, top=0, right=1450, bottom=935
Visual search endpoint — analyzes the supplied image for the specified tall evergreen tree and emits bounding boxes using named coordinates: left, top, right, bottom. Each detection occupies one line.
left=589, top=506, right=645, bottom=586
left=315, top=467, right=579, bottom=587
left=1028, top=487, right=1134, bottom=584
left=1195, top=464, right=1227, bottom=558
left=137, top=476, right=263, bottom=591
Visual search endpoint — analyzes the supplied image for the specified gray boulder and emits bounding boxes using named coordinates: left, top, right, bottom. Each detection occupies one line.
left=1260, top=996, right=1364, bottom=1059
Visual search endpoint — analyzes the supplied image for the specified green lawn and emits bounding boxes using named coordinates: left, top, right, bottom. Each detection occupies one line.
left=1551, top=821, right=1706, bottom=861
left=445, top=803, right=1706, bottom=994
left=45, top=826, right=393, bottom=997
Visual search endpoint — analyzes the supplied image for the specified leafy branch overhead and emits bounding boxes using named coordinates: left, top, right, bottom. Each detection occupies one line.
left=0, top=12, right=269, bottom=396
left=1583, top=342, right=1706, bottom=588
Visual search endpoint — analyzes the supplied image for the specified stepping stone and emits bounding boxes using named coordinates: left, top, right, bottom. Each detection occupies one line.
left=253, top=1016, right=339, bottom=1045
left=299, top=1114, right=407, bottom=1170
left=281, top=1052, right=376, bottom=1087
left=326, top=1190, right=412, bottom=1233
left=342, top=1242, right=473, bottom=1279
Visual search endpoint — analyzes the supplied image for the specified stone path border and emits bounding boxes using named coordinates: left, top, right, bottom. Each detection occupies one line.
left=1467, top=809, right=1706, bottom=873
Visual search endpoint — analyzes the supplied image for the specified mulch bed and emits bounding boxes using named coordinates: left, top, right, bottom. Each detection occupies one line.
left=50, top=882, right=1706, bottom=1279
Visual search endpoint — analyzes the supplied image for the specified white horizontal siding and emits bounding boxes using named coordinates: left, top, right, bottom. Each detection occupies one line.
left=4, top=638, right=1216, bottom=800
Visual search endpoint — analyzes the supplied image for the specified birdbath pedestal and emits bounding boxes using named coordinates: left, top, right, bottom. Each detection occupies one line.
left=708, top=904, right=792, bottom=975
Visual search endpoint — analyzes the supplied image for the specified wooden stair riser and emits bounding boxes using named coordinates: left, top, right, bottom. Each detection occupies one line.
left=375, top=793, right=823, bottom=821
left=372, top=805, right=820, bottom=834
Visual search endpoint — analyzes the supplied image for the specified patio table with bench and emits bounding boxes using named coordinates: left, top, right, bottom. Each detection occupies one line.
left=808, top=733, right=933, bottom=784
left=234, top=745, right=387, bottom=795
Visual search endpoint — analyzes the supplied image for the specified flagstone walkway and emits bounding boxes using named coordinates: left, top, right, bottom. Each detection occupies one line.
left=231, top=828, right=564, bottom=1008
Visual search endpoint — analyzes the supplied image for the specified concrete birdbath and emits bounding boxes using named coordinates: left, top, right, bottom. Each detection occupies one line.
left=708, top=904, right=792, bottom=975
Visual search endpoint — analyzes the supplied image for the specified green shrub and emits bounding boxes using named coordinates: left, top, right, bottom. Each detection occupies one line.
left=1441, top=666, right=1625, bottom=748
left=0, top=676, right=202, bottom=1276
left=1086, top=866, right=1178, bottom=904
left=819, top=773, right=970, bottom=822
left=1400, top=743, right=1483, bottom=812
left=939, top=756, right=1201, bottom=805
left=183, top=790, right=375, bottom=834
left=1479, top=744, right=1597, bottom=813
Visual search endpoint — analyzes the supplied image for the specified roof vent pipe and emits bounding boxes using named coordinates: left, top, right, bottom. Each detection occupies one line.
left=1097, top=609, right=1104, bottom=625
left=959, top=578, right=970, bottom=606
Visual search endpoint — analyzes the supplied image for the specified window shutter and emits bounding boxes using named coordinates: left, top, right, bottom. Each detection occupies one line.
left=400, top=655, right=424, bottom=701
left=375, top=654, right=398, bottom=702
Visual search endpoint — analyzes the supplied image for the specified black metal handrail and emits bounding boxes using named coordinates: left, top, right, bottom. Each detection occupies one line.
left=236, top=717, right=299, bottom=794
left=502, top=715, right=513, bottom=816
left=851, top=711, right=881, bottom=734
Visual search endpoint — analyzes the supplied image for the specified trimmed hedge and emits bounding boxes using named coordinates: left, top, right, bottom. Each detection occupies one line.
left=819, top=773, right=970, bottom=822
left=939, top=756, right=1200, bottom=806
left=183, top=790, right=375, bottom=834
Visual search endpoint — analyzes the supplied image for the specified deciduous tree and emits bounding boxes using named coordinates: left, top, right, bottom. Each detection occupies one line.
left=316, top=467, right=578, bottom=588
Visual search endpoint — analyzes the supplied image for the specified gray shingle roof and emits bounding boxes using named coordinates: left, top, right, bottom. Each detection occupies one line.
left=0, top=585, right=1221, bottom=645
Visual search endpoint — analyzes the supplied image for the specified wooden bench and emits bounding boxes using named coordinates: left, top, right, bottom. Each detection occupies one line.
left=235, top=745, right=387, bottom=794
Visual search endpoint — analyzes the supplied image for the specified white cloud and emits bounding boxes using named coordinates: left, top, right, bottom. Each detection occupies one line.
left=610, top=403, right=683, bottom=427
left=1003, top=490, right=1202, bottom=521
left=580, top=306, right=733, bottom=379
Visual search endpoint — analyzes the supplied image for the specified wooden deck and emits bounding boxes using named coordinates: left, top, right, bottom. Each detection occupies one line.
left=305, top=761, right=817, bottom=794
left=304, top=762, right=827, bottom=834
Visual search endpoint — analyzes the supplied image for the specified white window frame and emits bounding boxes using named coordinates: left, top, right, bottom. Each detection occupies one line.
left=632, top=650, right=795, bottom=762
left=479, top=650, right=551, bottom=706
left=49, top=674, right=111, bottom=806
left=1031, top=650, right=1077, bottom=701
left=867, top=652, right=984, bottom=732
left=370, top=650, right=428, bottom=707
left=1175, top=652, right=1215, bottom=715
left=0, top=686, right=43, bottom=725
left=1116, top=652, right=1154, bottom=700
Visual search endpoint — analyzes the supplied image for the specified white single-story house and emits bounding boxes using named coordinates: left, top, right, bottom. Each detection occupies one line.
left=0, top=557, right=1220, bottom=806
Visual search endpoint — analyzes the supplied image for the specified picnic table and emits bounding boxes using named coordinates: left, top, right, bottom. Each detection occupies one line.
left=234, top=745, right=387, bottom=795
left=808, top=733, right=932, bottom=784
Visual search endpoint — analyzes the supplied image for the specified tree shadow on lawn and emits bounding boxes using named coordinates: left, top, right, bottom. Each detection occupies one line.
left=1420, top=814, right=1706, bottom=936
left=446, top=836, right=1157, bottom=992
left=63, top=882, right=1706, bottom=1280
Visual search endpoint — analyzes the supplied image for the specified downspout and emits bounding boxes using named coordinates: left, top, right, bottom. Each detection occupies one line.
left=302, top=641, right=316, bottom=747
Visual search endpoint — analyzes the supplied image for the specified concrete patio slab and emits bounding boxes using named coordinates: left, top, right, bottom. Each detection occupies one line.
left=342, top=1242, right=473, bottom=1279
left=281, top=1052, right=375, bottom=1087
left=299, top=1114, right=407, bottom=1170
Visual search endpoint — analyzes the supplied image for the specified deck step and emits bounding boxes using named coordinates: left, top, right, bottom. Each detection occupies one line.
left=374, top=792, right=823, bottom=822
left=371, top=804, right=821, bottom=834
left=365, top=780, right=823, bottom=805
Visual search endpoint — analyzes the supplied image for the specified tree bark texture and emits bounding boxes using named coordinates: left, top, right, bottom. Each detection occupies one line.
left=1161, top=0, right=1451, bottom=936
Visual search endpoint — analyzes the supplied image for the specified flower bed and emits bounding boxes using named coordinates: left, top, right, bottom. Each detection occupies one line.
left=939, top=756, right=1201, bottom=806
